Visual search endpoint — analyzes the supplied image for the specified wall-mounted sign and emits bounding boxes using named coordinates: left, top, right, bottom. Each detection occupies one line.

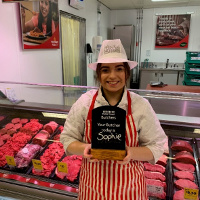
left=20, top=0, right=59, bottom=49
left=155, top=14, right=191, bottom=48
left=91, top=106, right=126, bottom=160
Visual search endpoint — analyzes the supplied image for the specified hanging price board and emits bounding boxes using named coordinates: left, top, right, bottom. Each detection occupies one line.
left=32, top=159, right=43, bottom=171
left=57, top=162, right=68, bottom=173
left=184, top=188, right=199, bottom=200
left=5, top=155, right=16, bottom=166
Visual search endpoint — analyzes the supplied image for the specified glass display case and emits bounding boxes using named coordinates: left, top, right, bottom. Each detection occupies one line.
left=0, top=81, right=200, bottom=200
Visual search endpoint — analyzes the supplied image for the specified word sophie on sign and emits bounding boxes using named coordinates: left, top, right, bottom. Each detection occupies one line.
left=91, top=106, right=126, bottom=160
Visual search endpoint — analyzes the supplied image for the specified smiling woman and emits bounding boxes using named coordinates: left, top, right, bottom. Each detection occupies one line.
left=60, top=39, right=167, bottom=200
left=21, top=0, right=56, bottom=36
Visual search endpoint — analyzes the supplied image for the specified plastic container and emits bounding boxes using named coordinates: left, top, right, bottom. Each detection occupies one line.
left=185, top=62, right=200, bottom=75
left=186, top=52, right=200, bottom=64
left=184, top=72, right=200, bottom=86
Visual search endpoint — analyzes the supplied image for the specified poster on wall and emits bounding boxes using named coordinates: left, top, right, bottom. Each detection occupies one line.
left=155, top=14, right=191, bottom=48
left=20, top=0, right=59, bottom=49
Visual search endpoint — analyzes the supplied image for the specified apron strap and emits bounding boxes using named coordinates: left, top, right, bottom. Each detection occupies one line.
left=87, top=91, right=98, bottom=120
left=127, top=90, right=132, bottom=115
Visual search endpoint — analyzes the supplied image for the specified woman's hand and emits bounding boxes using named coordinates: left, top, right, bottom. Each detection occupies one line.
left=117, top=146, right=132, bottom=165
left=83, top=144, right=99, bottom=162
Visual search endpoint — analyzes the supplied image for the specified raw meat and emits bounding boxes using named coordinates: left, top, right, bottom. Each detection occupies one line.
left=7, top=128, right=17, bottom=136
left=144, top=171, right=166, bottom=182
left=32, top=142, right=64, bottom=177
left=13, top=123, right=22, bottom=130
left=43, top=121, right=58, bottom=134
left=58, top=126, right=64, bottom=132
left=174, top=151, right=196, bottom=165
left=55, top=155, right=82, bottom=181
left=32, top=130, right=50, bottom=146
left=172, top=162, right=195, bottom=173
left=5, top=123, right=14, bottom=130
left=11, top=118, right=20, bottom=124
left=174, top=171, right=195, bottom=181
left=173, top=189, right=199, bottom=200
left=0, top=116, right=5, bottom=122
left=0, top=132, right=32, bottom=167
left=20, top=118, right=28, bottom=124
left=146, top=178, right=166, bottom=199
left=156, top=154, right=167, bottom=167
left=20, top=119, right=43, bottom=136
left=174, top=179, right=198, bottom=189
left=0, top=128, right=7, bottom=135
left=144, top=163, right=165, bottom=173
left=15, top=144, right=41, bottom=168
left=171, top=140, right=193, bottom=153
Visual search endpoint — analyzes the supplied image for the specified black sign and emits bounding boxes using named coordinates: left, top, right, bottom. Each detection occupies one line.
left=92, top=106, right=126, bottom=150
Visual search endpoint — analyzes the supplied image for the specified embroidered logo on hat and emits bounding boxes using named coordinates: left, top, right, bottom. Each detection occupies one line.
left=104, top=45, right=120, bottom=54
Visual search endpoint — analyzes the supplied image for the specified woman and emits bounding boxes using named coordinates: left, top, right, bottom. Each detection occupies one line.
left=21, top=0, right=55, bottom=36
left=60, top=39, right=167, bottom=200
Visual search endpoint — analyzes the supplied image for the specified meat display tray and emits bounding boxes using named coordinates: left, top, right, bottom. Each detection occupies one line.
left=168, top=136, right=200, bottom=200
left=1, top=120, right=61, bottom=172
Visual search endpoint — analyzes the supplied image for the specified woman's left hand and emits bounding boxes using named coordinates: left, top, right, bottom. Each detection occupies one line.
left=117, top=146, right=133, bottom=165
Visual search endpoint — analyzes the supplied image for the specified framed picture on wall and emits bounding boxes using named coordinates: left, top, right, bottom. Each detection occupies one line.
left=20, top=0, right=60, bottom=49
left=155, top=14, right=191, bottom=48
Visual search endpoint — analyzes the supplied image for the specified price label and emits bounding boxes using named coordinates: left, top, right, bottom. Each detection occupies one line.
left=147, top=185, right=164, bottom=195
left=32, top=159, right=43, bottom=171
left=184, top=188, right=199, bottom=200
left=57, top=161, right=68, bottom=173
left=5, top=155, right=16, bottom=166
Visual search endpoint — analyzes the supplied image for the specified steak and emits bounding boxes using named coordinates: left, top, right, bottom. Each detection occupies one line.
left=5, top=123, right=14, bottom=130
left=156, top=154, right=167, bottom=167
left=144, top=163, right=165, bottom=173
left=144, top=171, right=166, bottom=182
left=146, top=178, right=166, bottom=199
left=32, top=130, right=50, bottom=147
left=174, top=171, right=195, bottom=181
left=43, top=121, right=58, bottom=134
left=172, top=162, right=195, bottom=173
left=174, top=179, right=198, bottom=189
left=11, top=118, right=21, bottom=124
left=171, top=140, right=193, bottom=153
left=20, top=118, right=28, bottom=124
left=174, top=151, right=196, bottom=165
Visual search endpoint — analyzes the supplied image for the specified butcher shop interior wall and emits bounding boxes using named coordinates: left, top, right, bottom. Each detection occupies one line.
left=1, top=1, right=200, bottom=104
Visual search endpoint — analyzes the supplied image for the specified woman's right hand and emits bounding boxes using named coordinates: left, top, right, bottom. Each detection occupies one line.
left=83, top=144, right=98, bottom=162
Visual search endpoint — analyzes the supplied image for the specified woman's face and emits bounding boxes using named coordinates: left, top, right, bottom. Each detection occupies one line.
left=39, top=1, right=50, bottom=18
left=99, top=62, right=126, bottom=94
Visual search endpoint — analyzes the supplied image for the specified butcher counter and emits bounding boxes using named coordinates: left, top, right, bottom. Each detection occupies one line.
left=0, top=82, right=200, bottom=200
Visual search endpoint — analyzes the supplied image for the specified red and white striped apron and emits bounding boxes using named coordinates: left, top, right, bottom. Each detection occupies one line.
left=78, top=91, right=147, bottom=200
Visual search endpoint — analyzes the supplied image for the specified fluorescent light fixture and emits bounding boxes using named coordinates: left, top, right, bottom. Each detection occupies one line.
left=42, top=112, right=68, bottom=119
left=151, top=0, right=178, bottom=1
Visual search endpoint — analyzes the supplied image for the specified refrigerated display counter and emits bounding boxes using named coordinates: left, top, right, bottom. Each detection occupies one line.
left=0, top=82, right=200, bottom=200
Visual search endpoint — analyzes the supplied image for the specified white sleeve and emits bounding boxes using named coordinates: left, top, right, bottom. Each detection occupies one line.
left=60, top=97, right=88, bottom=153
left=138, top=99, right=167, bottom=164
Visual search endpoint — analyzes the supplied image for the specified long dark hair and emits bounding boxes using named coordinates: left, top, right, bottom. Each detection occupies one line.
left=38, top=1, right=52, bottom=36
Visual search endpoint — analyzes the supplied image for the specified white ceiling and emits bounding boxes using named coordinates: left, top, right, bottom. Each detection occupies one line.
left=98, top=0, right=200, bottom=10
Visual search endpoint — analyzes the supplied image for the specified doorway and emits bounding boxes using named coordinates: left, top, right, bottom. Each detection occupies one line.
left=60, top=11, right=86, bottom=105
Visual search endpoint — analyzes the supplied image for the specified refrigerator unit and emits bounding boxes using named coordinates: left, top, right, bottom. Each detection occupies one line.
left=113, top=25, right=138, bottom=88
